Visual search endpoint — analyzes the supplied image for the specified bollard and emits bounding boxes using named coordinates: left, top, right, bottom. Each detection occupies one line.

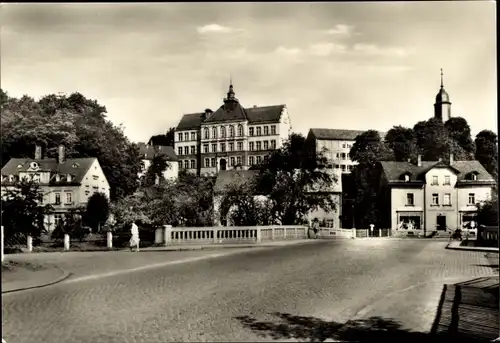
left=155, top=228, right=163, bottom=244
left=256, top=228, right=262, bottom=243
left=351, top=228, right=356, bottom=239
left=1, top=226, right=4, bottom=262
left=163, top=225, right=172, bottom=246
left=27, top=235, right=33, bottom=253
left=107, top=231, right=113, bottom=249
left=63, top=234, right=70, bottom=251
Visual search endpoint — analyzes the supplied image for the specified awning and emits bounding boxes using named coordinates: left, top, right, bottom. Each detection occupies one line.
left=396, top=211, right=423, bottom=217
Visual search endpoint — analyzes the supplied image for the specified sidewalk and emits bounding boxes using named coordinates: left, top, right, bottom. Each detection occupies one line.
left=446, top=240, right=499, bottom=253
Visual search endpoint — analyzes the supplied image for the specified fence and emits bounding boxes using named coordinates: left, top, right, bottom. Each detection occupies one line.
left=478, top=226, right=499, bottom=248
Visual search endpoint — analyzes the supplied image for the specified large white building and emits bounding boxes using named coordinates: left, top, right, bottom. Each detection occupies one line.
left=174, top=83, right=292, bottom=176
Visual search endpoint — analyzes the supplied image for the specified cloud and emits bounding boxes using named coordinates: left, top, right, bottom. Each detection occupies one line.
left=197, top=23, right=233, bottom=34
left=325, top=24, right=354, bottom=36
left=309, top=43, right=347, bottom=56
left=352, top=43, right=409, bottom=57
left=275, top=46, right=302, bottom=55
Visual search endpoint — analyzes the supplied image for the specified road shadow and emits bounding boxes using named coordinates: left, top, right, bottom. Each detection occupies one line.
left=235, top=277, right=499, bottom=343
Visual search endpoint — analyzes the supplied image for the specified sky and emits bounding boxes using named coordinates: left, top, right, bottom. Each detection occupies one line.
left=1, top=2, right=497, bottom=143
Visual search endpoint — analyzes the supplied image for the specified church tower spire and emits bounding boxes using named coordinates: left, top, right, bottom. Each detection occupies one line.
left=223, top=76, right=239, bottom=111
left=434, top=68, right=451, bottom=123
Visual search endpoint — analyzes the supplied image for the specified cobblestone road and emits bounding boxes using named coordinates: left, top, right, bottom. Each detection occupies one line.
left=2, top=239, right=496, bottom=342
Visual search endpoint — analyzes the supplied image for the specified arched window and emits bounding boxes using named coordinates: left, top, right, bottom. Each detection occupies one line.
left=212, top=127, right=217, bottom=139
left=229, top=125, right=235, bottom=137
left=238, top=124, right=243, bottom=137
left=221, top=126, right=226, bottom=138
left=203, top=128, right=209, bottom=139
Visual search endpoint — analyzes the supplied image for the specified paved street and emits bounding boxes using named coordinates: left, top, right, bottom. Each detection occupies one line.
left=2, top=239, right=496, bottom=343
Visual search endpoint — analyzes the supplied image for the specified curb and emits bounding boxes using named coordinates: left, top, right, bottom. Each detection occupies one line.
left=445, top=242, right=499, bottom=253
left=2, top=266, right=72, bottom=294
left=138, top=240, right=319, bottom=252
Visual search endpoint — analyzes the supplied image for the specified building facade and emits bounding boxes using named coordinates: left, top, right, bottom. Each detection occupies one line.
left=1, top=145, right=110, bottom=232
left=137, top=143, right=179, bottom=182
left=379, top=154, right=495, bottom=236
left=174, top=83, right=292, bottom=176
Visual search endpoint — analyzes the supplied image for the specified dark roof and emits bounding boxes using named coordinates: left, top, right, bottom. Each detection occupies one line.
left=1, top=157, right=97, bottom=185
left=214, top=170, right=259, bottom=193
left=435, top=87, right=450, bottom=104
left=309, top=128, right=386, bottom=141
left=137, top=143, right=178, bottom=161
left=176, top=104, right=285, bottom=130
left=380, top=160, right=495, bottom=184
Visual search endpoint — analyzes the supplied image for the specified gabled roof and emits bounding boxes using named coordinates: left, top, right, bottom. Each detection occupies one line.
left=380, top=159, right=496, bottom=185
left=1, top=157, right=97, bottom=185
left=214, top=170, right=259, bottom=194
left=137, top=143, right=178, bottom=161
left=309, top=128, right=386, bottom=141
left=176, top=104, right=285, bottom=131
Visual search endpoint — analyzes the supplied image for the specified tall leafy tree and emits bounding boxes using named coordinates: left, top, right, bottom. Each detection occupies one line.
left=384, top=126, right=417, bottom=162
left=148, top=127, right=175, bottom=146
left=143, top=154, right=169, bottom=187
left=85, top=192, right=110, bottom=232
left=413, top=118, right=450, bottom=161
left=475, top=130, right=498, bottom=179
left=476, top=188, right=498, bottom=227
left=444, top=117, right=475, bottom=160
left=253, top=133, right=337, bottom=225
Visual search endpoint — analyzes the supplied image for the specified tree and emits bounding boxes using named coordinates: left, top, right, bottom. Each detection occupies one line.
left=444, top=117, right=475, bottom=160
left=476, top=189, right=498, bottom=227
left=1, top=179, right=53, bottom=238
left=143, top=154, right=169, bottom=187
left=1, top=89, right=143, bottom=200
left=350, top=130, right=390, bottom=229
left=384, top=126, right=417, bottom=162
left=148, top=127, right=175, bottom=146
left=253, top=133, right=337, bottom=225
left=475, top=130, right=498, bottom=179
left=413, top=118, right=449, bottom=161
left=85, top=192, right=110, bottom=232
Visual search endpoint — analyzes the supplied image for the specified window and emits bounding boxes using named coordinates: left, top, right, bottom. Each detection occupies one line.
left=93, top=175, right=99, bottom=180
left=406, top=193, right=414, bottom=206
left=230, top=157, right=235, bottom=166
left=67, top=174, right=72, bottom=182
left=55, top=192, right=61, bottom=204
left=444, top=176, right=450, bottom=185
left=184, top=146, right=189, bottom=155
left=204, top=128, right=209, bottom=139
left=190, top=146, right=195, bottom=155
left=237, top=142, right=243, bottom=151
left=190, top=160, right=196, bottom=169
left=178, top=161, right=182, bottom=169
left=468, top=173, right=478, bottom=181
left=249, top=156, right=255, bottom=165
left=341, top=165, right=346, bottom=172
left=220, top=143, right=226, bottom=152
left=65, top=192, right=72, bottom=204
left=346, top=153, right=350, bottom=159
left=191, top=132, right=196, bottom=141
left=443, top=193, right=451, bottom=206
left=177, top=147, right=182, bottom=155
left=334, top=164, right=340, bottom=169
left=342, top=143, right=346, bottom=148
left=264, top=155, right=269, bottom=162
left=229, top=142, right=234, bottom=151
left=256, top=156, right=262, bottom=164
left=203, top=144, right=209, bottom=153
left=431, top=176, right=438, bottom=185
left=249, top=127, right=254, bottom=136
left=404, top=174, right=410, bottom=182
left=271, top=125, right=276, bottom=135
left=264, top=126, right=269, bottom=135
left=263, top=141, right=269, bottom=150
left=211, top=158, right=216, bottom=167
left=432, top=193, right=439, bottom=205
left=238, top=125, right=243, bottom=137
left=256, top=127, right=262, bottom=136
left=249, top=142, right=255, bottom=151
left=184, top=160, right=189, bottom=169
left=205, top=158, right=210, bottom=168
left=212, top=143, right=217, bottom=152
left=468, top=193, right=475, bottom=205
left=182, top=133, right=187, bottom=141
left=271, top=140, right=276, bottom=149
left=178, top=133, right=183, bottom=142
left=54, top=214, right=62, bottom=228
left=336, top=153, right=340, bottom=159
left=212, top=127, right=217, bottom=139
left=221, top=126, right=226, bottom=138
left=256, top=142, right=262, bottom=151
left=340, top=153, right=346, bottom=160
left=236, top=156, right=242, bottom=165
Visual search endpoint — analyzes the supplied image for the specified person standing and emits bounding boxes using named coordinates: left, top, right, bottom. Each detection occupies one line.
left=129, top=222, right=140, bottom=252
left=312, top=218, right=320, bottom=239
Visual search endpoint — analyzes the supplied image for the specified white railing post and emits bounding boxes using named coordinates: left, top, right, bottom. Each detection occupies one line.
left=107, top=231, right=113, bottom=249
left=214, top=228, right=218, bottom=243
left=1, top=226, right=4, bottom=262
left=295, top=227, right=298, bottom=238
left=155, top=228, right=163, bottom=244
left=163, top=225, right=172, bottom=246
left=351, top=228, right=356, bottom=239
left=63, top=234, right=70, bottom=251
left=271, top=227, right=275, bottom=241
left=256, top=228, right=262, bottom=243
left=27, top=235, right=33, bottom=252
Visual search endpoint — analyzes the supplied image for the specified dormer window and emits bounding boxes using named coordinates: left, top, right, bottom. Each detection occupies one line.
left=17, top=164, right=23, bottom=169
left=67, top=174, right=72, bottom=182
left=30, top=162, right=39, bottom=170
left=404, top=174, right=410, bottom=182
left=466, top=172, right=479, bottom=181
left=9, top=175, right=14, bottom=182
left=55, top=174, right=60, bottom=182
left=400, top=172, right=412, bottom=182
left=72, top=163, right=79, bottom=168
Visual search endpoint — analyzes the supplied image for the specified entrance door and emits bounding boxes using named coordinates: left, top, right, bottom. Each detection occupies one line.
left=220, top=158, right=227, bottom=171
left=436, top=215, right=447, bottom=231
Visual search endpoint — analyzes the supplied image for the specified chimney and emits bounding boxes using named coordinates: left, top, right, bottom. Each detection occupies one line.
left=449, top=153, right=454, bottom=165
left=58, top=145, right=65, bottom=164
left=34, top=145, right=42, bottom=160
left=417, top=154, right=422, bottom=167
